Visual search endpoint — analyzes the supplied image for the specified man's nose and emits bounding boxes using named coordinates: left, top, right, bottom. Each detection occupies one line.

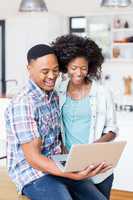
left=47, top=71, right=54, bottom=79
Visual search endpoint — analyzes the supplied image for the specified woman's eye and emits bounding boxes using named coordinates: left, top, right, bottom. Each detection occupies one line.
left=71, top=66, right=77, bottom=70
left=82, top=67, right=88, bottom=71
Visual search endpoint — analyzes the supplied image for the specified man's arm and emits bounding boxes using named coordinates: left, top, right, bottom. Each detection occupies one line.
left=22, top=138, right=111, bottom=180
left=22, top=138, right=64, bottom=176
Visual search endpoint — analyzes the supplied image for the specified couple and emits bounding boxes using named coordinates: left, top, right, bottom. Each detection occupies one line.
left=5, top=34, right=118, bottom=200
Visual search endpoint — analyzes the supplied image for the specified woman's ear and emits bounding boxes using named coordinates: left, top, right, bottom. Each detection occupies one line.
left=67, top=73, right=71, bottom=79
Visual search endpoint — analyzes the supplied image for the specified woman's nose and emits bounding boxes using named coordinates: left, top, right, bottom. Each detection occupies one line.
left=76, top=68, right=82, bottom=76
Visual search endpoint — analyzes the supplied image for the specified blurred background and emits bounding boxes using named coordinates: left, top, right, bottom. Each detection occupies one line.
left=0, top=1, right=133, bottom=199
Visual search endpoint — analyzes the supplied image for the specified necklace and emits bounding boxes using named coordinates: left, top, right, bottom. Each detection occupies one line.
left=67, top=81, right=92, bottom=100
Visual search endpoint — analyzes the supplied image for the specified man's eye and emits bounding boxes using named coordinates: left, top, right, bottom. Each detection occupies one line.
left=53, top=70, right=59, bottom=73
left=42, top=71, right=48, bottom=75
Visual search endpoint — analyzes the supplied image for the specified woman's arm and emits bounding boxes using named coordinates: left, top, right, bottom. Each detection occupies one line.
left=94, top=131, right=116, bottom=143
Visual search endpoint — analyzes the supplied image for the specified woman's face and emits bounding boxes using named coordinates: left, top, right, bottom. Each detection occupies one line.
left=67, top=57, right=88, bottom=85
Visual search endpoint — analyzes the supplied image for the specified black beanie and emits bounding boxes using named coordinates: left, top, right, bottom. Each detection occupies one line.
left=27, top=44, right=55, bottom=64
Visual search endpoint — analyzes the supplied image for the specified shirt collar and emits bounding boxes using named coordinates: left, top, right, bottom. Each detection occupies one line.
left=28, top=79, right=54, bottom=102
left=88, top=79, right=97, bottom=97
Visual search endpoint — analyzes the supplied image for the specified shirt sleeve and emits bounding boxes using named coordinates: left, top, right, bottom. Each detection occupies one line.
left=7, top=98, right=40, bottom=144
left=103, top=87, right=119, bottom=135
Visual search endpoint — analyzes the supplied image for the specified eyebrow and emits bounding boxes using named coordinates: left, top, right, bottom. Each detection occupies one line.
left=72, top=64, right=88, bottom=68
left=41, top=66, right=59, bottom=71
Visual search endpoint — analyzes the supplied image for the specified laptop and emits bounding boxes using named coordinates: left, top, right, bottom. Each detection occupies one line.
left=51, top=140, right=126, bottom=172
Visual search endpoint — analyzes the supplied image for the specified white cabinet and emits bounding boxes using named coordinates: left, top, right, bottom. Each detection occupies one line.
left=111, top=14, right=133, bottom=61
left=86, top=13, right=133, bottom=62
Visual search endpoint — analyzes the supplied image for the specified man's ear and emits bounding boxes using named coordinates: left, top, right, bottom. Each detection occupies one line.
left=27, top=59, right=34, bottom=70
left=27, top=64, right=30, bottom=70
left=27, top=63, right=33, bottom=71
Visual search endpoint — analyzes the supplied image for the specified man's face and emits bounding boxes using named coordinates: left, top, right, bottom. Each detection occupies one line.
left=28, top=54, right=59, bottom=92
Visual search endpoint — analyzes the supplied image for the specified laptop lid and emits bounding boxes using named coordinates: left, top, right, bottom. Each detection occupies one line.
left=62, top=140, right=126, bottom=172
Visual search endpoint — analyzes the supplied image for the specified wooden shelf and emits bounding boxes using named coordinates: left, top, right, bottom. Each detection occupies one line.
left=113, top=43, right=133, bottom=46
left=112, top=28, right=133, bottom=32
left=86, top=14, right=133, bottom=62
left=105, top=58, right=133, bottom=63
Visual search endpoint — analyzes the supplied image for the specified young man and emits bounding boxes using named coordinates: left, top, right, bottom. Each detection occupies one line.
left=5, top=44, right=109, bottom=200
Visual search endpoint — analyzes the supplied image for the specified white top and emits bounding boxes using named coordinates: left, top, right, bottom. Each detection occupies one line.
left=56, top=76, right=118, bottom=183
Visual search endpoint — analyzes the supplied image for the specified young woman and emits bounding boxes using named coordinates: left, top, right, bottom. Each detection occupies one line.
left=52, top=34, right=118, bottom=200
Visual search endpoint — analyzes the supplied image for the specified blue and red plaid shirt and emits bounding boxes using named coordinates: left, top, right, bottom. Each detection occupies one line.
left=5, top=80, right=61, bottom=193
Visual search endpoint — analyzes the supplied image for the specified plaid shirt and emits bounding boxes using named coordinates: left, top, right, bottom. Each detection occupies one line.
left=5, top=80, right=61, bottom=193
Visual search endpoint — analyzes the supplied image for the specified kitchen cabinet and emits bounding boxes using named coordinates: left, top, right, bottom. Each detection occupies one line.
left=111, top=14, right=133, bottom=61
left=72, top=13, right=133, bottom=62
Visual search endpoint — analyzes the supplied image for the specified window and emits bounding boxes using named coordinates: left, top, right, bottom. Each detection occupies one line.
left=69, top=16, right=87, bottom=37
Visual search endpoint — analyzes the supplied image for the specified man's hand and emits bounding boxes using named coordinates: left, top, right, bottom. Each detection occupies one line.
left=21, top=138, right=112, bottom=180
left=63, top=162, right=112, bottom=180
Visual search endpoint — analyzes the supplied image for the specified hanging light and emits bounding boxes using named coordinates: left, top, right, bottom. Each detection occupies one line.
left=101, top=0, right=132, bottom=7
left=19, top=0, right=48, bottom=12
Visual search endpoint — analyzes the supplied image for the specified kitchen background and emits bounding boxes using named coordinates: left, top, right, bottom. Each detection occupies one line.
left=0, top=0, right=133, bottom=194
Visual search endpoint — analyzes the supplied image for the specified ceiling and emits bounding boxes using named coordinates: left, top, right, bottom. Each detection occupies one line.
left=46, top=0, right=133, bottom=15
left=0, top=0, right=133, bottom=18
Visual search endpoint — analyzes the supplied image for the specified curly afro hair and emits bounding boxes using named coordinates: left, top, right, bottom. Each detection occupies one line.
left=51, top=34, right=104, bottom=79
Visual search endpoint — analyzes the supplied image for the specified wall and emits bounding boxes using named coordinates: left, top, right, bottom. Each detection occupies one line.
left=5, top=13, right=68, bottom=95
left=102, top=61, right=133, bottom=192
left=0, top=98, right=9, bottom=166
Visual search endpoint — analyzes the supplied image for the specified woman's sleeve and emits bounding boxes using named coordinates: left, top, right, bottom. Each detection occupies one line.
left=103, top=87, right=119, bottom=135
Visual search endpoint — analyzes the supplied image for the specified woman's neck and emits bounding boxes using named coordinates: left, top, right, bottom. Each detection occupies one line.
left=67, top=80, right=91, bottom=100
